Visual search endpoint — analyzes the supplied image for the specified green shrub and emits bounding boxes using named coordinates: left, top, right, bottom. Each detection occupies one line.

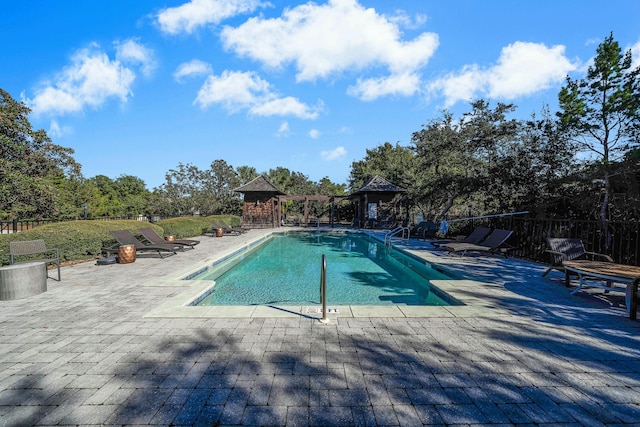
left=0, top=220, right=162, bottom=265
left=0, top=215, right=242, bottom=266
left=157, top=215, right=242, bottom=237
left=156, top=217, right=208, bottom=238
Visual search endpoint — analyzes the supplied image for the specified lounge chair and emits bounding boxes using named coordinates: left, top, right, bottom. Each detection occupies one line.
left=541, top=237, right=612, bottom=285
left=431, top=226, right=492, bottom=248
left=105, top=230, right=181, bottom=258
left=440, top=228, right=513, bottom=256
left=138, top=227, right=200, bottom=250
left=217, top=219, right=248, bottom=234
left=208, top=220, right=243, bottom=236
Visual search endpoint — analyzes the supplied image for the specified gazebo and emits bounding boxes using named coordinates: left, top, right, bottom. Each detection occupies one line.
left=348, top=175, right=406, bottom=228
left=234, top=175, right=285, bottom=229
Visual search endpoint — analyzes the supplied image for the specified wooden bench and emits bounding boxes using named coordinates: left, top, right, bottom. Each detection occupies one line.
left=542, top=238, right=613, bottom=285
left=9, top=239, right=61, bottom=281
left=563, top=260, right=640, bottom=320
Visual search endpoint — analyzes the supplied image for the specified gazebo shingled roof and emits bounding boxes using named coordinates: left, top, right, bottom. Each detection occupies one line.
left=234, top=175, right=285, bottom=195
left=349, top=175, right=405, bottom=197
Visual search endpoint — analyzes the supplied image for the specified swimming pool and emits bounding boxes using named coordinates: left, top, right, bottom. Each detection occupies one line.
left=188, top=231, right=459, bottom=306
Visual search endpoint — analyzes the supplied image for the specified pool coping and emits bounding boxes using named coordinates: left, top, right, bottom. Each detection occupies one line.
left=143, top=229, right=513, bottom=319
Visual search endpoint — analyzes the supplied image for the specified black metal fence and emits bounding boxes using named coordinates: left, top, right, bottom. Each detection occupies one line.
left=4, top=215, right=639, bottom=266
left=456, top=216, right=640, bottom=266
left=0, top=216, right=164, bottom=235
left=0, top=219, right=58, bottom=234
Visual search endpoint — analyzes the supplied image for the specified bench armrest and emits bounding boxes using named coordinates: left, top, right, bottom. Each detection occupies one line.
left=584, top=251, right=613, bottom=262
left=44, top=248, right=59, bottom=259
left=544, top=249, right=568, bottom=262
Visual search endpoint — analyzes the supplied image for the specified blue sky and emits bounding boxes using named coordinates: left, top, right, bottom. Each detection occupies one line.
left=3, top=0, right=639, bottom=190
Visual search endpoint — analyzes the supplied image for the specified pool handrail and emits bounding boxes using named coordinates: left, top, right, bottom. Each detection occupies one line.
left=319, top=254, right=329, bottom=324
left=384, top=226, right=410, bottom=247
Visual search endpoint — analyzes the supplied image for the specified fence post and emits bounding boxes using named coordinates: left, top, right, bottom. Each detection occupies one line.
left=12, top=219, right=17, bottom=233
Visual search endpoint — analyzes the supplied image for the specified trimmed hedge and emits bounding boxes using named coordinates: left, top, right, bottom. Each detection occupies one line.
left=156, top=215, right=240, bottom=239
left=0, top=215, right=241, bottom=266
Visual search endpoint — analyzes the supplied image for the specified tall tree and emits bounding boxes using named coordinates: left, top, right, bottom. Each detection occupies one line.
left=348, top=142, right=416, bottom=193
left=114, top=175, right=150, bottom=217
left=411, top=112, right=471, bottom=220
left=460, top=100, right=520, bottom=214
left=317, top=177, right=346, bottom=196
left=557, top=33, right=640, bottom=223
left=0, top=88, right=80, bottom=219
left=410, top=101, right=519, bottom=220
left=87, top=174, right=149, bottom=217
left=235, top=165, right=259, bottom=186
left=154, top=163, right=204, bottom=216
left=515, top=107, right=576, bottom=217
left=201, top=159, right=241, bottom=215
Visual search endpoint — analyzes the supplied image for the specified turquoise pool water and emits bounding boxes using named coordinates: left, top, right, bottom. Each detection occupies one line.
left=189, top=231, right=458, bottom=306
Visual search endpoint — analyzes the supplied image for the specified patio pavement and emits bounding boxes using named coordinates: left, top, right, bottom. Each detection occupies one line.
left=1, top=228, right=639, bottom=426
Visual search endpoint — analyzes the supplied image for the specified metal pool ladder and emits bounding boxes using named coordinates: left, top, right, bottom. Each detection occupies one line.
left=384, top=226, right=410, bottom=248
left=319, top=255, right=330, bottom=323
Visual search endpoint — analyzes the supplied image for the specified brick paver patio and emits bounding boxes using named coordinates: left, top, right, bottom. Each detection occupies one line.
left=1, top=228, right=639, bottom=426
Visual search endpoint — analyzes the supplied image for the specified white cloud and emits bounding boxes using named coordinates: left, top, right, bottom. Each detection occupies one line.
left=276, top=121, right=290, bottom=137
left=429, top=42, right=577, bottom=107
left=428, top=65, right=485, bottom=108
left=348, top=72, right=421, bottom=100
left=174, top=59, right=213, bottom=82
left=308, top=129, right=321, bottom=139
left=321, top=146, right=346, bottom=161
left=48, top=119, right=72, bottom=138
left=488, top=42, right=575, bottom=98
left=221, top=0, right=437, bottom=100
left=115, top=38, right=156, bottom=77
left=194, top=69, right=319, bottom=119
left=385, top=9, right=427, bottom=30
left=195, top=70, right=269, bottom=111
left=27, top=46, right=136, bottom=116
left=156, top=0, right=267, bottom=35
left=250, top=96, right=319, bottom=119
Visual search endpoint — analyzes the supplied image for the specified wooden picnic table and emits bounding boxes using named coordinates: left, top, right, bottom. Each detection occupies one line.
left=562, top=260, right=640, bottom=320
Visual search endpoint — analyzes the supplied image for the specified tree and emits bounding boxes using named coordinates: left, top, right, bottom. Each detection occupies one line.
left=266, top=167, right=317, bottom=195
left=557, top=32, right=640, bottom=223
left=0, top=88, right=81, bottom=219
left=153, top=163, right=204, bottom=216
left=55, top=174, right=97, bottom=219
left=514, top=107, right=576, bottom=217
left=410, top=101, right=520, bottom=220
left=348, top=142, right=416, bottom=194
left=114, top=175, right=150, bottom=217
left=201, top=159, right=241, bottom=215
left=317, top=177, right=346, bottom=196
left=85, top=174, right=149, bottom=217
left=411, top=111, right=475, bottom=220
left=459, top=100, right=520, bottom=214
left=236, top=165, right=259, bottom=186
